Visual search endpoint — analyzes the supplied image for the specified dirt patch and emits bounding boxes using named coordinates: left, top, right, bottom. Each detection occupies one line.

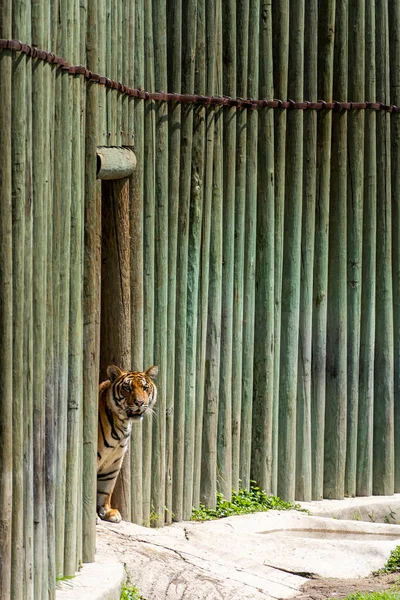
left=294, top=572, right=400, bottom=600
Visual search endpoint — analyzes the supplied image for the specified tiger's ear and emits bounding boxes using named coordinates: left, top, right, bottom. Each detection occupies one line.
left=107, top=365, right=122, bottom=382
left=145, top=365, right=158, bottom=380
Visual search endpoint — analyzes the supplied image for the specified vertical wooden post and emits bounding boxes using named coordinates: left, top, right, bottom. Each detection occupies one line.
left=296, top=0, right=317, bottom=501
left=311, top=0, right=335, bottom=500
left=82, top=0, right=99, bottom=565
left=252, top=0, right=275, bottom=495
left=142, top=0, right=156, bottom=526
left=201, top=0, right=222, bottom=509
left=232, top=0, right=248, bottom=493
left=32, top=0, right=49, bottom=591
left=374, top=0, right=394, bottom=495
left=277, top=0, right=304, bottom=501
left=64, top=0, right=83, bottom=574
left=324, top=0, right=348, bottom=500
left=390, top=0, right=400, bottom=491
left=152, top=0, right=168, bottom=527
left=11, top=2, right=27, bottom=598
left=0, top=2, right=13, bottom=597
left=100, top=178, right=132, bottom=519
left=239, top=0, right=259, bottom=491
left=131, top=0, right=144, bottom=526
left=23, top=6, right=34, bottom=596
left=357, top=0, right=376, bottom=493
left=271, top=0, right=289, bottom=497
left=192, top=0, right=208, bottom=509
left=345, top=0, right=365, bottom=498
left=165, top=0, right=182, bottom=521
left=172, top=0, right=196, bottom=520
left=44, top=3, right=56, bottom=592
left=183, top=0, right=201, bottom=520
left=55, top=0, right=73, bottom=576
left=217, top=0, right=236, bottom=502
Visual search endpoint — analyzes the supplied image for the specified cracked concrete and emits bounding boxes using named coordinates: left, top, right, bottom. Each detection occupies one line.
left=57, top=494, right=400, bottom=600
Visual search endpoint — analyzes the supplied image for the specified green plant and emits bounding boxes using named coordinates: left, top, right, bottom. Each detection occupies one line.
left=56, top=575, right=75, bottom=583
left=120, top=584, right=146, bottom=600
left=191, top=483, right=307, bottom=521
left=384, top=508, right=397, bottom=524
left=337, top=592, right=400, bottom=600
left=374, top=546, right=400, bottom=575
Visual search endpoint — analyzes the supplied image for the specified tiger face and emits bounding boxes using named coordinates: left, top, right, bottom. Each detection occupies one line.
left=106, top=364, right=158, bottom=422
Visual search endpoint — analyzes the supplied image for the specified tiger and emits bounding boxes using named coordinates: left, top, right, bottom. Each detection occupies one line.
left=97, top=364, right=158, bottom=523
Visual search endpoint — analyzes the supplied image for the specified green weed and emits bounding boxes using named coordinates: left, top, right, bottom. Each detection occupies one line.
left=56, top=575, right=75, bottom=583
left=337, top=592, right=400, bottom=600
left=120, top=584, right=146, bottom=600
left=191, top=483, right=307, bottom=521
left=374, top=546, right=400, bottom=575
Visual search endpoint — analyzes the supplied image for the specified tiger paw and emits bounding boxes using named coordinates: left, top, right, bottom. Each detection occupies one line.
left=99, top=508, right=122, bottom=523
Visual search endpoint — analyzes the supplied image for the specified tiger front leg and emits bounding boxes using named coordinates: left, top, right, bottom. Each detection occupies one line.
left=97, top=460, right=123, bottom=523
left=97, top=492, right=122, bottom=523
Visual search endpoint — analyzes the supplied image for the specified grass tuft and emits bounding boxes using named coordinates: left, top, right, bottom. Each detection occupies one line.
left=120, top=584, right=146, bottom=600
left=191, top=483, right=307, bottom=521
left=374, top=546, right=400, bottom=575
left=337, top=592, right=400, bottom=600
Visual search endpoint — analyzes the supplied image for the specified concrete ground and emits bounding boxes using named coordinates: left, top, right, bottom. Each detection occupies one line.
left=57, top=494, right=400, bottom=600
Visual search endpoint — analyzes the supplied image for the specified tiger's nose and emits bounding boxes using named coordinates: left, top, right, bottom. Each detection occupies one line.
left=135, top=398, right=145, bottom=407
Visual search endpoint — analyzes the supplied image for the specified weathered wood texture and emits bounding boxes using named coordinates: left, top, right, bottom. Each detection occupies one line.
left=2, top=0, right=400, bottom=596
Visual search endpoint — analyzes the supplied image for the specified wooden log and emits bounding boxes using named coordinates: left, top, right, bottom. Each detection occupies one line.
left=390, top=0, right=400, bottom=492
left=77, top=0, right=87, bottom=568
left=44, top=7, right=57, bottom=594
left=296, top=0, right=317, bottom=501
left=97, top=147, right=137, bottom=180
left=82, top=0, right=99, bottom=564
left=115, top=0, right=122, bottom=147
left=357, top=1, right=376, bottom=493
left=172, top=0, right=197, bottom=519
left=32, top=0, right=49, bottom=591
left=192, top=0, right=207, bottom=509
left=252, top=4, right=275, bottom=491
left=311, top=0, right=335, bottom=500
left=151, top=0, right=168, bottom=527
left=0, top=2, right=13, bottom=596
left=142, top=0, right=156, bottom=525
left=217, top=0, right=236, bottom=502
left=11, top=1, right=27, bottom=597
left=374, top=0, right=394, bottom=495
left=23, top=9, right=34, bottom=596
left=232, top=0, right=248, bottom=494
left=324, top=0, right=348, bottom=500
left=182, top=0, right=200, bottom=520
left=271, top=0, right=289, bottom=497
left=130, top=0, right=144, bottom=526
left=239, top=0, right=259, bottom=491
left=121, top=0, right=130, bottom=146
left=82, top=101, right=100, bottom=564
left=165, top=0, right=182, bottom=521
left=277, top=0, right=304, bottom=501
left=345, top=0, right=365, bottom=498
left=24, top=42, right=34, bottom=600
left=64, top=57, right=84, bottom=575
left=100, top=178, right=132, bottom=520
left=201, top=0, right=222, bottom=509
left=98, top=0, right=107, bottom=146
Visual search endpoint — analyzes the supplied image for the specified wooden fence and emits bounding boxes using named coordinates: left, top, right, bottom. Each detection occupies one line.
left=1, top=0, right=400, bottom=597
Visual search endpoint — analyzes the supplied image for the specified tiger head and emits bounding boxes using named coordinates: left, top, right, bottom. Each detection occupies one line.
left=106, top=365, right=158, bottom=422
